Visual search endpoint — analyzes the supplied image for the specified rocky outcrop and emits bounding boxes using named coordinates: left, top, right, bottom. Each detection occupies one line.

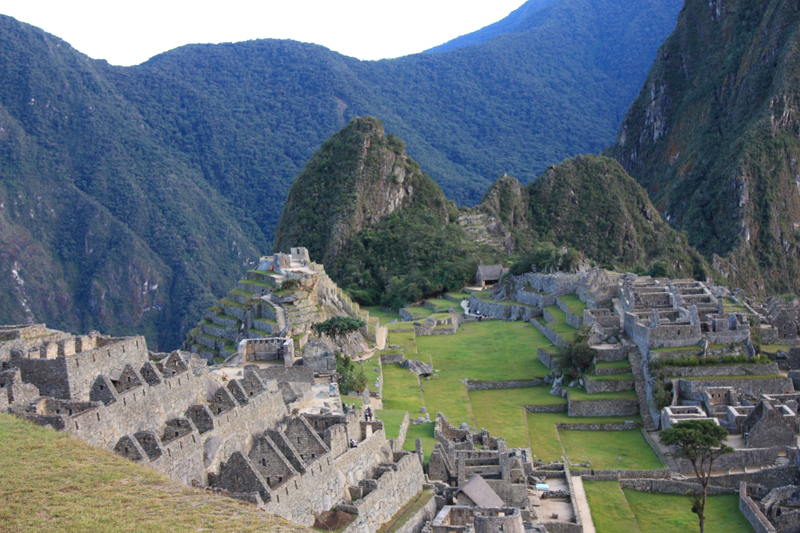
left=612, top=0, right=800, bottom=295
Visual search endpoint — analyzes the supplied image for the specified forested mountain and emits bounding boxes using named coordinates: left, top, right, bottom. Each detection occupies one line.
left=612, top=0, right=800, bottom=296
left=276, top=117, right=710, bottom=308
left=0, top=0, right=683, bottom=348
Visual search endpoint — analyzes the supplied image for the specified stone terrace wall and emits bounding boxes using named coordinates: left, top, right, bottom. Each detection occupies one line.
left=465, top=379, right=544, bottom=391
left=389, top=494, right=437, bottom=533
left=676, top=447, right=780, bottom=475
left=525, top=404, right=568, bottom=413
left=515, top=289, right=557, bottom=308
left=677, top=377, right=793, bottom=401
left=538, top=348, right=557, bottom=369
left=392, top=411, right=411, bottom=452
left=339, top=452, right=425, bottom=533
left=740, top=483, right=777, bottom=533
left=532, top=319, right=568, bottom=350
left=659, top=363, right=779, bottom=378
left=517, top=273, right=585, bottom=296
left=568, top=397, right=638, bottom=417
left=620, top=479, right=735, bottom=495
left=584, top=378, right=634, bottom=394
left=468, top=296, right=540, bottom=322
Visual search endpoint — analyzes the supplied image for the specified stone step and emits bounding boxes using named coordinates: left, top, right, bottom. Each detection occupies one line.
left=627, top=346, right=658, bottom=431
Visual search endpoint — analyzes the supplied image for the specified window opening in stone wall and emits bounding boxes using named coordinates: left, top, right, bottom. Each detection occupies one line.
left=96, top=413, right=100, bottom=421
left=123, top=398, right=126, bottom=406
left=92, top=354, right=95, bottom=362
left=75, top=422, right=79, bottom=430
left=107, top=350, right=111, bottom=357
left=75, top=360, right=79, bottom=368
left=192, top=435, right=195, bottom=443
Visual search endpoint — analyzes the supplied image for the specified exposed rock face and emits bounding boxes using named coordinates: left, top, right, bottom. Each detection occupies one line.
left=612, top=0, right=800, bottom=295
left=273, top=117, right=453, bottom=265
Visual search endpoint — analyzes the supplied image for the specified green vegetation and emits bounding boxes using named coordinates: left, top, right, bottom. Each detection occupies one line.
left=583, top=481, right=640, bottom=533
left=526, top=412, right=643, bottom=463
left=585, top=373, right=634, bottom=382
left=402, top=423, right=437, bottom=467
left=651, top=354, right=771, bottom=370
left=375, top=410, right=408, bottom=440
left=0, top=413, right=310, bottom=533
left=363, top=306, right=402, bottom=326
left=559, top=429, right=664, bottom=470
left=335, top=353, right=368, bottom=395
left=558, top=295, right=588, bottom=314
left=311, top=316, right=366, bottom=343
left=595, top=360, right=632, bottom=371
left=568, top=388, right=638, bottom=401
left=761, top=344, right=794, bottom=355
left=425, top=299, right=456, bottom=312
left=381, top=363, right=425, bottom=413
left=612, top=0, right=800, bottom=296
left=403, top=307, right=435, bottom=320
left=622, top=490, right=753, bottom=533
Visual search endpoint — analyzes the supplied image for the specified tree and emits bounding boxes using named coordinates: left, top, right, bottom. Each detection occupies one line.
left=311, top=316, right=366, bottom=344
left=660, top=420, right=733, bottom=533
left=555, top=342, right=594, bottom=381
left=335, top=352, right=367, bottom=395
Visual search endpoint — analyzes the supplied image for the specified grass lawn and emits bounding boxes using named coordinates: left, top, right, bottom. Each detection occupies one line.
left=417, top=321, right=551, bottom=382
left=583, top=481, right=639, bottom=533
left=425, top=298, right=457, bottom=312
left=544, top=306, right=580, bottom=343
left=402, top=423, right=437, bottom=467
left=585, top=373, right=634, bottom=381
left=381, top=363, right=425, bottom=413
left=375, top=409, right=407, bottom=439
left=527, top=412, right=643, bottom=463
left=682, top=374, right=784, bottom=381
left=623, top=490, right=754, bottom=533
left=568, top=388, right=638, bottom=401
left=761, top=344, right=793, bottom=354
left=559, top=429, right=663, bottom=470
left=469, top=387, right=571, bottom=451
left=446, top=292, right=472, bottom=300
left=649, top=345, right=702, bottom=354
left=559, top=294, right=588, bottom=314
left=364, top=306, right=402, bottom=326
left=343, top=396, right=364, bottom=410
left=387, top=322, right=417, bottom=331
left=421, top=375, right=474, bottom=428
left=387, top=331, right=417, bottom=354
left=0, top=414, right=309, bottom=533
left=404, top=307, right=434, bottom=320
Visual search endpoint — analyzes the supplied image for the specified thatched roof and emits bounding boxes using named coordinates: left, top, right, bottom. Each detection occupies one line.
left=476, top=264, right=506, bottom=281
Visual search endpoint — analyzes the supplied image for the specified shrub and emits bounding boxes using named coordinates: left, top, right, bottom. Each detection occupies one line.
left=556, top=342, right=595, bottom=381
left=335, top=352, right=368, bottom=395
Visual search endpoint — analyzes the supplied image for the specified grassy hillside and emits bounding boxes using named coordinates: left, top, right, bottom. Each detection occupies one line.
left=612, top=0, right=800, bottom=295
left=0, top=413, right=310, bottom=533
left=521, top=155, right=711, bottom=278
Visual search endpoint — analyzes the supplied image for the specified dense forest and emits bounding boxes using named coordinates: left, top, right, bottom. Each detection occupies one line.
left=0, top=0, right=683, bottom=348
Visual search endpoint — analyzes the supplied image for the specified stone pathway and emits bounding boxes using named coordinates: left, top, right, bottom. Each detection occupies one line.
left=571, top=477, right=596, bottom=533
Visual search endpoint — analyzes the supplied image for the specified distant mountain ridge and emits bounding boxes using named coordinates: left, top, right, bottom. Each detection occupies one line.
left=275, top=117, right=710, bottom=308
left=425, top=0, right=557, bottom=53
left=0, top=0, right=683, bottom=348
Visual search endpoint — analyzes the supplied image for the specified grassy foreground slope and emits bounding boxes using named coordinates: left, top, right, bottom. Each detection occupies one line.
left=0, top=413, right=310, bottom=533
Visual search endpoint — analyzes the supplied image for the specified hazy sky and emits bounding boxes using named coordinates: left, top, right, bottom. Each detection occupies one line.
left=0, top=1, right=526, bottom=66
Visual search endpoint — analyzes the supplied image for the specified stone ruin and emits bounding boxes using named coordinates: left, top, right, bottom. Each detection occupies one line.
left=0, top=323, right=422, bottom=531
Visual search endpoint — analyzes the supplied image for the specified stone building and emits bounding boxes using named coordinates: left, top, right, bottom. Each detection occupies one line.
left=475, top=265, right=509, bottom=287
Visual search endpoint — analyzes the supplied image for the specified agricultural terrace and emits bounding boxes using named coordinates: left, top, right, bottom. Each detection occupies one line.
left=584, top=481, right=754, bottom=533
left=376, top=319, right=662, bottom=471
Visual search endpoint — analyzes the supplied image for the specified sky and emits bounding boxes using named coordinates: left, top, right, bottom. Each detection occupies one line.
left=0, top=0, right=526, bottom=66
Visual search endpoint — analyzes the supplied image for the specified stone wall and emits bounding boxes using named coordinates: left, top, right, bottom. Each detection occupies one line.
left=468, top=296, right=539, bottom=322
left=516, top=273, right=585, bottom=296
left=620, top=478, right=735, bottom=495
left=338, top=452, right=425, bottom=533
left=381, top=353, right=405, bottom=365
left=393, top=411, right=411, bottom=452
left=514, top=289, right=556, bottom=308
left=677, top=377, right=793, bottom=401
left=567, top=397, right=639, bottom=417
left=584, top=378, right=634, bottom=394
left=739, top=483, right=777, bottom=533
left=538, top=348, right=557, bottom=369
left=464, top=379, right=544, bottom=391
left=676, top=447, right=780, bottom=475
left=532, top=319, right=568, bottom=350
left=659, top=363, right=779, bottom=378
left=388, top=493, right=437, bottom=533
left=565, top=311, right=582, bottom=329
left=524, top=404, right=569, bottom=413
